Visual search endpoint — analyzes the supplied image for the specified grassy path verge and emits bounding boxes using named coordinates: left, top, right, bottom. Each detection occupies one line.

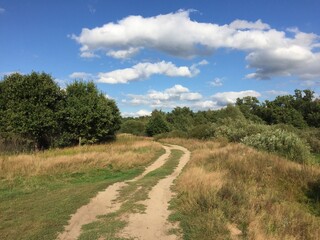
left=78, top=148, right=184, bottom=240
left=163, top=138, right=320, bottom=240
left=0, top=135, right=163, bottom=240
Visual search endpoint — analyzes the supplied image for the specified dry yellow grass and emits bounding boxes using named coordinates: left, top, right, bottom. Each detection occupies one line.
left=164, top=138, right=320, bottom=240
left=0, top=134, right=162, bottom=179
left=177, top=166, right=225, bottom=194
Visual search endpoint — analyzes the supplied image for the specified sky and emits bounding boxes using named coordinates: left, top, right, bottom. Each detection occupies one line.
left=0, top=0, right=320, bottom=117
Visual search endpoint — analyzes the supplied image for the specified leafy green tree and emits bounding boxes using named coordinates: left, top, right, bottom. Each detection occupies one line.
left=0, top=72, right=63, bottom=149
left=146, top=110, right=170, bottom=136
left=236, top=96, right=264, bottom=123
left=257, top=95, right=307, bottom=128
left=216, top=105, right=246, bottom=123
left=166, top=107, right=194, bottom=131
left=120, top=119, right=146, bottom=136
left=193, top=111, right=209, bottom=125
left=293, top=89, right=320, bottom=127
left=60, top=81, right=121, bottom=145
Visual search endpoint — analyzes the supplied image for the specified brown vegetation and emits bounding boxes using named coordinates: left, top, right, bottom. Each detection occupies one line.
left=163, top=138, right=320, bottom=240
left=0, top=134, right=162, bottom=179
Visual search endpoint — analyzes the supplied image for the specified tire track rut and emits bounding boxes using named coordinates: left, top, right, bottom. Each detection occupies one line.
left=57, top=144, right=189, bottom=240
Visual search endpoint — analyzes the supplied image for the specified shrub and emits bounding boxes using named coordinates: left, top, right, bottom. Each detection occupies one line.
left=120, top=120, right=146, bottom=136
left=145, top=111, right=170, bottom=136
left=305, top=135, right=320, bottom=154
left=188, top=124, right=216, bottom=140
left=298, top=128, right=320, bottom=154
left=215, top=119, right=267, bottom=142
left=154, top=130, right=188, bottom=140
left=241, top=129, right=311, bottom=163
left=0, top=133, right=34, bottom=153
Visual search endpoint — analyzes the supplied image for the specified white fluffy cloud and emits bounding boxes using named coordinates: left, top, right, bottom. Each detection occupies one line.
left=106, top=47, right=140, bottom=59
left=193, top=100, right=219, bottom=109
left=212, top=90, right=261, bottom=105
left=69, top=72, right=94, bottom=80
left=123, top=84, right=206, bottom=110
left=123, top=86, right=263, bottom=111
left=72, top=10, right=320, bottom=81
left=98, top=61, right=200, bottom=84
left=147, top=85, right=203, bottom=102
left=229, top=19, right=270, bottom=30
left=122, top=109, right=152, bottom=118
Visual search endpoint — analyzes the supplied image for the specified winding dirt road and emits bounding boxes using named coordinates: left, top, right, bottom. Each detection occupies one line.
left=57, top=144, right=190, bottom=240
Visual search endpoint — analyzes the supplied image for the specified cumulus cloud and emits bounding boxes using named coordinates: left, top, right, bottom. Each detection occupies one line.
left=122, top=109, right=152, bottom=118
left=72, top=10, right=320, bottom=81
left=212, top=90, right=261, bottom=105
left=69, top=72, right=94, bottom=80
left=193, top=100, right=219, bottom=109
left=229, top=19, right=270, bottom=30
left=97, top=61, right=200, bottom=84
left=123, top=86, right=264, bottom=111
left=123, top=84, right=205, bottom=110
left=106, top=47, right=140, bottom=59
left=122, top=85, right=228, bottom=111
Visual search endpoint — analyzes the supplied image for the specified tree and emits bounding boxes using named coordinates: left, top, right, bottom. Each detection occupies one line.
left=166, top=107, right=194, bottom=131
left=0, top=72, right=63, bottom=149
left=120, top=119, right=146, bottom=136
left=258, top=95, right=307, bottom=128
left=60, top=81, right=121, bottom=145
left=145, top=110, right=170, bottom=136
left=236, top=96, right=264, bottom=123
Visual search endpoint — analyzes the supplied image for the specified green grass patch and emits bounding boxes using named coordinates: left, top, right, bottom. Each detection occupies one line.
left=0, top=168, right=142, bottom=240
left=78, top=149, right=184, bottom=240
left=0, top=143, right=164, bottom=240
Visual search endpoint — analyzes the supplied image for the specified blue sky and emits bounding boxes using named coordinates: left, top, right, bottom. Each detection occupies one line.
left=1, top=0, right=320, bottom=117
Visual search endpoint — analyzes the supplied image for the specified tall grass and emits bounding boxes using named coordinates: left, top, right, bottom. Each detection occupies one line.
left=0, top=134, right=162, bottom=179
left=0, top=134, right=163, bottom=240
left=163, top=138, right=320, bottom=240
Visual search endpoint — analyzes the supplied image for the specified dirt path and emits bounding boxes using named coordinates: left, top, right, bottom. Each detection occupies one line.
left=57, top=146, right=171, bottom=240
left=119, top=145, right=190, bottom=240
left=57, top=144, right=189, bottom=240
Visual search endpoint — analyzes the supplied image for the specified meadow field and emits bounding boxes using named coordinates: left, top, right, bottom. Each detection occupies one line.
left=0, top=134, right=163, bottom=240
left=1, top=134, right=319, bottom=239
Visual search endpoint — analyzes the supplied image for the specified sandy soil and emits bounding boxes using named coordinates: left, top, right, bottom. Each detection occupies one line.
left=57, top=181, right=127, bottom=240
left=119, top=145, right=190, bottom=240
left=56, top=145, right=171, bottom=240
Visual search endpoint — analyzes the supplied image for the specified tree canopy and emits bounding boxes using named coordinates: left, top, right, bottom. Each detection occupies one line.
left=0, top=72, right=63, bottom=149
left=0, top=73, right=121, bottom=150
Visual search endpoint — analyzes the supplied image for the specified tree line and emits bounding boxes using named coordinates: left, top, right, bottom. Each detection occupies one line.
left=122, top=89, right=320, bottom=137
left=0, top=72, right=121, bottom=151
left=121, top=91, right=320, bottom=163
